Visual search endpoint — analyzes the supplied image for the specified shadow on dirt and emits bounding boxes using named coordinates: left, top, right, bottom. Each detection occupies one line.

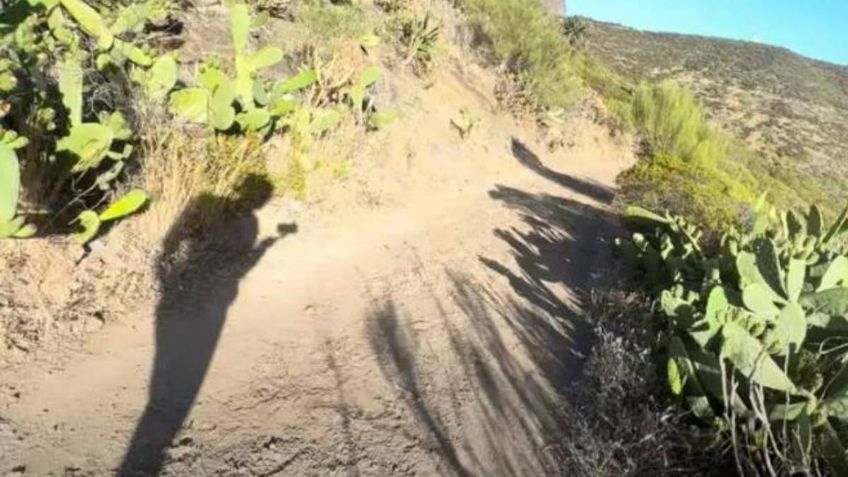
left=511, top=138, right=615, bottom=204
left=365, top=142, right=623, bottom=475
left=118, top=174, right=297, bottom=477
left=366, top=299, right=472, bottom=477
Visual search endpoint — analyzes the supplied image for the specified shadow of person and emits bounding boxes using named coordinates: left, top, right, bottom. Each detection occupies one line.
left=118, top=174, right=297, bottom=476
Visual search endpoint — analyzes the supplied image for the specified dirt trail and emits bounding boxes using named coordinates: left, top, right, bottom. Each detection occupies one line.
left=0, top=68, right=635, bottom=476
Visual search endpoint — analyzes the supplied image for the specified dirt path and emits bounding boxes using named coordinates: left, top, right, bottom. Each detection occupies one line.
left=0, top=68, right=635, bottom=476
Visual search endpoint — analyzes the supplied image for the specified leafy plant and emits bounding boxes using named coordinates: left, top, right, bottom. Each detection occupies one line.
left=167, top=2, right=326, bottom=136
left=168, top=3, right=288, bottom=133
left=345, top=66, right=380, bottom=121
left=618, top=78, right=832, bottom=231
left=561, top=16, right=587, bottom=48
left=367, top=110, right=396, bottom=131
left=399, top=13, right=440, bottom=73
left=132, top=53, right=178, bottom=102
left=616, top=153, right=759, bottom=230
left=357, top=32, right=381, bottom=50
left=56, top=54, right=135, bottom=173
left=618, top=200, right=848, bottom=474
left=0, top=0, right=173, bottom=240
left=71, top=188, right=148, bottom=244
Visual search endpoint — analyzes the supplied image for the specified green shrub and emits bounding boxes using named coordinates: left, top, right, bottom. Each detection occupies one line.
left=617, top=154, right=758, bottom=230
left=632, top=80, right=727, bottom=165
left=459, top=0, right=583, bottom=110
left=560, top=16, right=587, bottom=48
left=744, top=154, right=835, bottom=215
left=397, top=12, right=441, bottom=74
left=617, top=201, right=848, bottom=475
left=618, top=79, right=835, bottom=228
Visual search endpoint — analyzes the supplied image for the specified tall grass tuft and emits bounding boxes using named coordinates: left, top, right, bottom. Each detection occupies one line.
left=132, top=120, right=268, bottom=242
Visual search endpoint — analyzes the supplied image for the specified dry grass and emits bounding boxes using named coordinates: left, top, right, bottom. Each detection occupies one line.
left=0, top=117, right=274, bottom=362
left=295, top=0, right=373, bottom=42
left=560, top=290, right=731, bottom=476
left=129, top=117, right=267, bottom=245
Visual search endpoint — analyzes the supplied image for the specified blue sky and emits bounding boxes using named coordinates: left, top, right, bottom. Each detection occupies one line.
left=568, top=0, right=848, bottom=65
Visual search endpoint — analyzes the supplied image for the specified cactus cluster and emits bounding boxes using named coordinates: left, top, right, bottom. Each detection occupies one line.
left=0, top=0, right=171, bottom=241
left=165, top=1, right=394, bottom=204
left=619, top=200, right=848, bottom=473
left=1, top=0, right=396, bottom=242
left=166, top=2, right=393, bottom=138
left=167, top=3, right=324, bottom=134
left=344, top=66, right=396, bottom=130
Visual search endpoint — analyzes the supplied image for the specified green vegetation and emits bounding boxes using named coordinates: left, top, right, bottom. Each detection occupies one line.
left=560, top=12, right=848, bottom=475
left=616, top=80, right=756, bottom=228
left=612, top=79, right=831, bottom=230
left=296, top=0, right=371, bottom=42
left=71, top=189, right=148, bottom=244
left=0, top=141, right=35, bottom=238
left=580, top=17, right=848, bottom=206
left=167, top=4, right=313, bottom=134
left=618, top=201, right=848, bottom=475
left=5, top=1, right=848, bottom=473
left=632, top=80, right=726, bottom=163
left=459, top=0, right=583, bottom=110
left=450, top=108, right=477, bottom=139
left=0, top=0, right=396, bottom=243
left=451, top=3, right=821, bottom=232
left=0, top=0, right=169, bottom=242
left=560, top=16, right=587, bottom=48
left=617, top=154, right=756, bottom=229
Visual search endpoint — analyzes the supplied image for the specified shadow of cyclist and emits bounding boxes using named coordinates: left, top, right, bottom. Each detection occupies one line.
left=118, top=174, right=297, bottom=476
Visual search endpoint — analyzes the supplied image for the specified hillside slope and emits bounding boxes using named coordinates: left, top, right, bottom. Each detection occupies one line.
left=581, top=17, right=848, bottom=198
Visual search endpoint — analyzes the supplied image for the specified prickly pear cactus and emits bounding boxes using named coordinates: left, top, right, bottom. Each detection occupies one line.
left=620, top=201, right=848, bottom=473
left=0, top=0, right=170, bottom=238
left=230, top=3, right=281, bottom=108
left=167, top=3, right=288, bottom=133
left=0, top=142, right=35, bottom=239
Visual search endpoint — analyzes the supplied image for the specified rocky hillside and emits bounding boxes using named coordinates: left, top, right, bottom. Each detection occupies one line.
left=580, top=17, right=848, bottom=198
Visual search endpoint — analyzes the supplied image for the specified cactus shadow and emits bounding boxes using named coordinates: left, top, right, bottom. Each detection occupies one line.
left=117, top=174, right=297, bottom=476
left=510, top=138, right=615, bottom=204
left=364, top=170, right=624, bottom=474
